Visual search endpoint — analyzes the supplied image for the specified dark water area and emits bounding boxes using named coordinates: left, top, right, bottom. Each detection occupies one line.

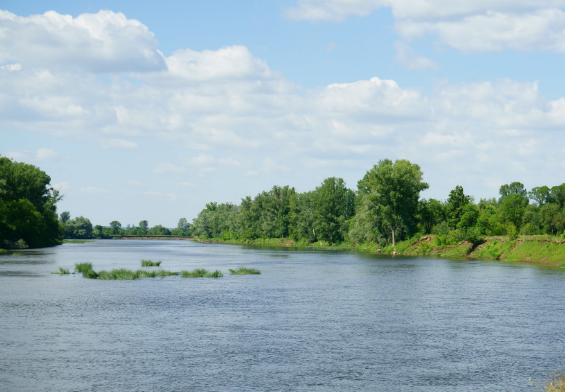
left=1, top=240, right=564, bottom=391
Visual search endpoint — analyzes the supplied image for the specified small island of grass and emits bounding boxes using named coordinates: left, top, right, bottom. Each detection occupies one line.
left=63, top=239, right=94, bottom=244
left=229, top=267, right=261, bottom=275
left=141, top=259, right=162, bottom=266
left=180, top=268, right=223, bottom=278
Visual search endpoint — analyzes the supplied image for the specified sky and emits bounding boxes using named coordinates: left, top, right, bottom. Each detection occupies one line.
left=2, top=0, right=565, bottom=227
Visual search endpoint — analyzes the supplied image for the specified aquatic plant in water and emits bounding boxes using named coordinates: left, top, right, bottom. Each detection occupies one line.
left=51, top=267, right=70, bottom=274
left=74, top=262, right=99, bottom=279
left=229, top=267, right=261, bottom=275
left=180, top=268, right=223, bottom=278
left=141, top=259, right=162, bottom=266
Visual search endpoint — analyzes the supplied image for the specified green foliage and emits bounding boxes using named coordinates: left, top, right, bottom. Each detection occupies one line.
left=229, top=267, right=261, bottom=275
left=356, top=159, right=428, bottom=246
left=180, top=268, right=223, bottom=278
left=141, top=259, right=161, bottom=266
left=64, top=216, right=93, bottom=239
left=0, top=156, right=63, bottom=248
left=139, top=220, right=149, bottom=235
left=51, top=267, right=70, bottom=274
left=74, top=262, right=99, bottom=279
left=109, top=221, right=121, bottom=235
left=59, top=211, right=71, bottom=225
left=447, top=185, right=470, bottom=228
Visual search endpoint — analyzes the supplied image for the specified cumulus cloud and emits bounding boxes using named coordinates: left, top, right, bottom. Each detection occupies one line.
left=52, top=182, right=70, bottom=191
left=0, top=10, right=166, bottom=73
left=152, top=162, right=186, bottom=174
left=4, top=148, right=58, bottom=161
left=285, top=0, right=565, bottom=54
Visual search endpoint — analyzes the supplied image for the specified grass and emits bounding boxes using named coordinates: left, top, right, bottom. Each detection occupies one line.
left=180, top=268, right=223, bottom=278
left=63, top=239, right=93, bottom=244
left=11, top=252, right=25, bottom=256
left=51, top=267, right=70, bottom=274
left=229, top=266, right=261, bottom=275
left=544, top=369, right=565, bottom=391
left=74, top=262, right=99, bottom=279
left=141, top=259, right=162, bottom=266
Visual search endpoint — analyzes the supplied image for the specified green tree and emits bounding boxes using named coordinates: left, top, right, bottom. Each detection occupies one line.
left=60, top=211, right=71, bottom=225
left=65, top=216, right=93, bottom=239
left=139, top=220, right=149, bottom=235
left=499, top=181, right=527, bottom=203
left=311, top=177, right=355, bottom=244
left=109, top=221, right=122, bottom=235
left=501, top=193, right=528, bottom=231
left=358, top=159, right=428, bottom=247
left=529, top=186, right=551, bottom=206
left=447, top=186, right=470, bottom=228
left=0, top=156, right=63, bottom=248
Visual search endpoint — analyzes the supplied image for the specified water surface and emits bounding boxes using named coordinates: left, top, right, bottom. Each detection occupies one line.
left=1, top=240, right=564, bottom=391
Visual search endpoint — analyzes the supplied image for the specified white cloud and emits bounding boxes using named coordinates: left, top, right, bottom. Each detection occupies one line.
left=52, top=182, right=70, bottom=192
left=262, top=157, right=290, bottom=173
left=0, top=63, right=21, bottom=71
left=187, top=154, right=216, bottom=166
left=81, top=186, right=110, bottom=194
left=152, top=162, right=186, bottom=174
left=284, top=0, right=386, bottom=21
left=218, top=157, right=241, bottom=166
left=0, top=10, right=166, bottom=73
left=36, top=147, right=58, bottom=161
left=394, top=41, right=439, bottom=71
left=285, top=0, right=565, bottom=54
left=101, top=138, right=138, bottom=150
left=180, top=182, right=198, bottom=188
left=4, top=148, right=58, bottom=161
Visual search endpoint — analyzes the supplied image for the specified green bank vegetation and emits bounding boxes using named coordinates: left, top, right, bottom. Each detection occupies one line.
left=180, top=268, right=223, bottom=278
left=191, top=158, right=565, bottom=264
left=141, top=259, right=162, bottom=266
left=229, top=267, right=261, bottom=275
left=63, top=239, right=93, bottom=244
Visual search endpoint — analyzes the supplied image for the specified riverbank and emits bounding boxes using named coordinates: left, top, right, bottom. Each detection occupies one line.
left=194, top=236, right=565, bottom=266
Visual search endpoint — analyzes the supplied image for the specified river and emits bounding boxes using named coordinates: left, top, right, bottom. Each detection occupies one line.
left=1, top=240, right=564, bottom=391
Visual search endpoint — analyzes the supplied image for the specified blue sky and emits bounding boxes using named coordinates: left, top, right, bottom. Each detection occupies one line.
left=2, top=0, right=565, bottom=227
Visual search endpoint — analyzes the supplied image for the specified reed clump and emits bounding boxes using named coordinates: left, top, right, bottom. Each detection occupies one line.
left=229, top=267, right=261, bottom=275
left=51, top=267, right=70, bottom=274
left=74, top=262, right=99, bottom=279
left=141, top=259, right=162, bottom=266
left=544, top=369, right=565, bottom=391
left=181, top=268, right=223, bottom=278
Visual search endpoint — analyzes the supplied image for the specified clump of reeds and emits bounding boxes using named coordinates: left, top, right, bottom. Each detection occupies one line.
left=51, top=267, right=70, bottom=274
left=229, top=267, right=260, bottom=275
left=137, top=269, right=179, bottom=278
left=97, top=268, right=139, bottom=280
left=12, top=252, right=25, bottom=256
left=180, top=268, right=223, bottom=278
left=74, top=262, right=99, bottom=279
left=544, top=369, right=565, bottom=391
left=141, top=259, right=162, bottom=267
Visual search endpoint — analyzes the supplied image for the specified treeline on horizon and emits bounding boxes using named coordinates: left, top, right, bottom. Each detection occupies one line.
left=60, top=214, right=191, bottom=239
left=0, top=155, right=191, bottom=249
left=192, top=159, right=565, bottom=247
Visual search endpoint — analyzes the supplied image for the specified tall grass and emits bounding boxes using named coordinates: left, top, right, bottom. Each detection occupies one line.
left=141, top=259, right=162, bottom=266
left=544, top=369, right=565, bottom=392
left=74, top=262, right=99, bottom=279
left=180, top=268, right=223, bottom=278
left=229, top=267, right=260, bottom=275
left=51, top=267, right=70, bottom=274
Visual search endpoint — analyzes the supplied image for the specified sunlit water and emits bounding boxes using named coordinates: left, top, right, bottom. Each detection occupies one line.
left=1, top=240, right=564, bottom=391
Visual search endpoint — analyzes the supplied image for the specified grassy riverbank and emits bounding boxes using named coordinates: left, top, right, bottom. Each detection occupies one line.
left=195, top=236, right=565, bottom=266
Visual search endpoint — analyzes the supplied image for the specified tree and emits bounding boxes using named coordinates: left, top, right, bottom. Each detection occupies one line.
left=109, top=221, right=122, bottom=235
left=447, top=186, right=470, bottom=228
left=177, top=218, right=189, bottom=232
left=65, top=216, right=93, bottom=239
left=139, top=220, right=148, bottom=235
left=358, top=159, right=428, bottom=247
left=60, top=211, right=71, bottom=225
left=0, top=156, right=63, bottom=248
left=529, top=186, right=551, bottom=206
left=311, top=177, right=355, bottom=244
left=499, top=182, right=527, bottom=204
left=501, top=193, right=528, bottom=231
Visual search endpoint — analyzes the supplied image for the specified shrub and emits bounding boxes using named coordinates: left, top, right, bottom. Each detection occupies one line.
left=229, top=267, right=261, bottom=275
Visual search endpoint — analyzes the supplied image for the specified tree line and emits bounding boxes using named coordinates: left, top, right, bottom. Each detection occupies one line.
left=60, top=213, right=191, bottom=239
left=192, top=159, right=565, bottom=247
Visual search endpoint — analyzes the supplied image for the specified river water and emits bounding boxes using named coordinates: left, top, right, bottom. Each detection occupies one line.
left=1, top=240, right=564, bottom=391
